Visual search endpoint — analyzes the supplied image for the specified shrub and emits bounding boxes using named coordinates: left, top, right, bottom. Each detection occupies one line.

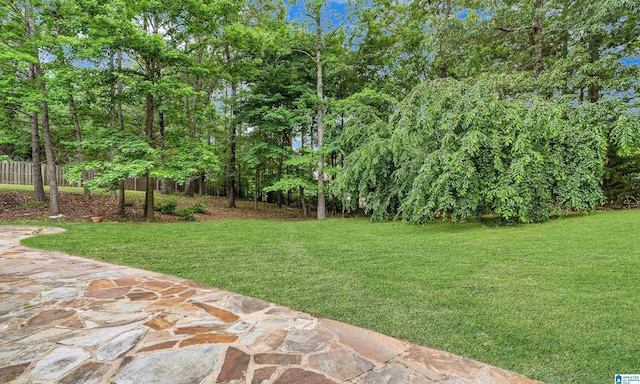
left=175, top=208, right=196, bottom=221
left=190, top=202, right=207, bottom=214
left=155, top=198, right=177, bottom=214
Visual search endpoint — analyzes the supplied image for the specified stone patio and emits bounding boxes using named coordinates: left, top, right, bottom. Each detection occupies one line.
left=0, top=226, right=540, bottom=384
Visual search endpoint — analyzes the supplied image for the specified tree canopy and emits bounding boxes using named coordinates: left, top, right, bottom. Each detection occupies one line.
left=1, top=0, right=638, bottom=222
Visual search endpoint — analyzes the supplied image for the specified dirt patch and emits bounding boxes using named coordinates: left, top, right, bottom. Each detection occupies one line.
left=0, top=190, right=308, bottom=222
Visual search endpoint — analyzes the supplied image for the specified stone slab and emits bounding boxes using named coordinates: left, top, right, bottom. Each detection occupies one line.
left=280, top=327, right=336, bottom=354
left=112, top=345, right=223, bottom=384
left=273, top=368, right=338, bottom=384
left=217, top=347, right=251, bottom=382
left=361, top=363, right=411, bottom=384
left=30, top=346, right=91, bottom=380
left=308, top=348, right=374, bottom=381
left=96, top=328, right=146, bottom=360
left=59, top=362, right=112, bottom=384
left=319, top=318, right=408, bottom=363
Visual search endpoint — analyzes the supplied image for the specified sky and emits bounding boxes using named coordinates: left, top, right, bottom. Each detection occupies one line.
left=286, top=0, right=348, bottom=27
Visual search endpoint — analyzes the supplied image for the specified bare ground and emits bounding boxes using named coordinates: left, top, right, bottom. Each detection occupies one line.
left=0, top=190, right=308, bottom=222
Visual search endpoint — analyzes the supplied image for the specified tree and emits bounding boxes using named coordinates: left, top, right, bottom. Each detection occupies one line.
left=0, top=1, right=62, bottom=213
left=336, top=78, right=614, bottom=223
left=290, top=0, right=356, bottom=219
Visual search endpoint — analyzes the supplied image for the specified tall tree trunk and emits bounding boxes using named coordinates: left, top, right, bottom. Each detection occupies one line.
left=25, top=3, right=45, bottom=201
left=299, top=124, right=307, bottom=217
left=299, top=186, right=308, bottom=217
left=36, top=63, right=60, bottom=216
left=183, top=94, right=194, bottom=197
left=143, top=89, right=155, bottom=220
left=226, top=45, right=237, bottom=208
left=588, top=37, right=600, bottom=103
left=254, top=168, right=259, bottom=210
left=276, top=130, right=285, bottom=208
left=185, top=52, right=203, bottom=197
left=117, top=51, right=126, bottom=215
left=69, top=94, right=90, bottom=198
left=29, top=108, right=46, bottom=201
left=158, top=96, right=169, bottom=196
left=184, top=180, right=193, bottom=197
left=109, top=53, right=117, bottom=199
left=440, top=0, right=452, bottom=79
left=315, top=13, right=326, bottom=220
left=533, top=0, right=544, bottom=77
left=28, top=99, right=45, bottom=203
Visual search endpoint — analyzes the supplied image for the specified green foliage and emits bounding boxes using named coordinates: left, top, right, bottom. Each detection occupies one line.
left=174, top=207, right=196, bottom=221
left=65, top=128, right=155, bottom=190
left=154, top=199, right=204, bottom=218
left=330, top=89, right=399, bottom=217
left=189, top=202, right=207, bottom=214
left=264, top=176, right=317, bottom=195
left=336, top=78, right=611, bottom=223
left=159, top=136, right=219, bottom=184
left=603, top=145, right=640, bottom=206
left=154, top=198, right=177, bottom=215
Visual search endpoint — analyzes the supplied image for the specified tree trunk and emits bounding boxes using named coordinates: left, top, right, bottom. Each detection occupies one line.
left=116, top=52, right=125, bottom=131
left=300, top=186, right=308, bottom=217
left=183, top=94, right=194, bottom=196
left=36, top=65, right=60, bottom=216
left=588, top=37, right=600, bottom=103
left=315, top=13, right=326, bottom=220
left=29, top=95, right=45, bottom=202
left=69, top=94, right=90, bottom=198
left=25, top=3, right=45, bottom=202
left=440, top=0, right=451, bottom=79
left=533, top=0, right=544, bottom=77
left=145, top=174, right=155, bottom=220
left=254, top=168, right=259, bottom=211
left=184, top=179, right=194, bottom=197
left=277, top=144, right=283, bottom=209
left=143, top=89, right=155, bottom=220
left=116, top=51, right=126, bottom=214
left=226, top=45, right=237, bottom=208
left=109, top=53, right=117, bottom=199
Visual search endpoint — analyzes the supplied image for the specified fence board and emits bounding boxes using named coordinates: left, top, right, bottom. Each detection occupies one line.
left=0, top=161, right=177, bottom=192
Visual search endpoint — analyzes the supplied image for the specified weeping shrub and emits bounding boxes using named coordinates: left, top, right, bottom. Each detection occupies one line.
left=334, top=78, right=623, bottom=223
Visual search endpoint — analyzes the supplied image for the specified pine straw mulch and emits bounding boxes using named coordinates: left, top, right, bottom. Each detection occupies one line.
left=0, top=190, right=308, bottom=223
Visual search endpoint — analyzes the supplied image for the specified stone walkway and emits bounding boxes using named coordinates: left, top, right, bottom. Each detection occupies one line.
left=0, top=226, right=540, bottom=384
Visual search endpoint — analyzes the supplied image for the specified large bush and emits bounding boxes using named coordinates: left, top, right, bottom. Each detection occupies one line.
left=335, top=79, right=615, bottom=223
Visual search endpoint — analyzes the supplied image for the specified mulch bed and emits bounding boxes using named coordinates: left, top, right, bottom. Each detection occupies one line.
left=0, top=190, right=308, bottom=223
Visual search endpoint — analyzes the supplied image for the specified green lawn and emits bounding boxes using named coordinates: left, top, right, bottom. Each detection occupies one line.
left=16, top=212, right=640, bottom=383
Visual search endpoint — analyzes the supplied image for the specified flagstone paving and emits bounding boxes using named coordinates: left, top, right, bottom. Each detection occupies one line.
left=0, top=226, right=540, bottom=384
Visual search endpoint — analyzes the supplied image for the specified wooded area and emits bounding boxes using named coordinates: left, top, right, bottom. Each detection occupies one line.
left=1, top=0, right=638, bottom=222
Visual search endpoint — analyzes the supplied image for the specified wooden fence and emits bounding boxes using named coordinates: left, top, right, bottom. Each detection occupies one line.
left=0, top=161, right=178, bottom=192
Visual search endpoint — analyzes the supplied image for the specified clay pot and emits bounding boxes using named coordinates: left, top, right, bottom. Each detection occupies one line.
left=90, top=216, right=103, bottom=223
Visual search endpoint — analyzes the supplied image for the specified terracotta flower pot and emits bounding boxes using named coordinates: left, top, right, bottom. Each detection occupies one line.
left=91, top=216, right=103, bottom=223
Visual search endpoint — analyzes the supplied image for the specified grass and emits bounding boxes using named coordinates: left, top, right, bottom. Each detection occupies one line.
left=14, top=211, right=640, bottom=384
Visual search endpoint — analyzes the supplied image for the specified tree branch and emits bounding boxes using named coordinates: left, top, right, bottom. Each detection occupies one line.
left=292, top=49, right=314, bottom=59
left=327, top=10, right=358, bottom=39
left=1, top=105, right=34, bottom=119
left=494, top=25, right=535, bottom=33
